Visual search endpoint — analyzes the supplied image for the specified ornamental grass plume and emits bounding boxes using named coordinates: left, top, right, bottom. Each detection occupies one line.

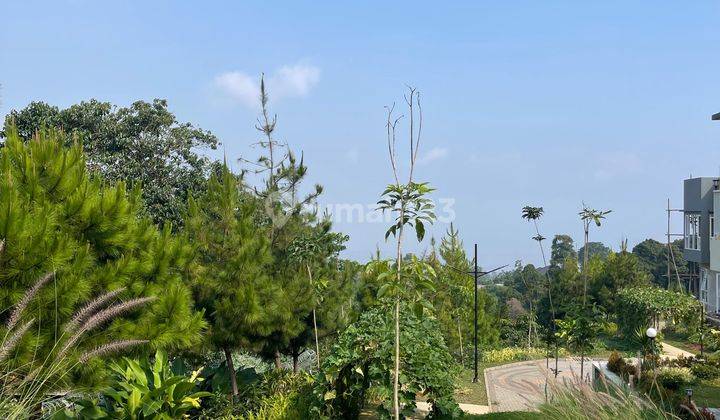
left=64, top=287, right=127, bottom=333
left=539, top=371, right=678, bottom=420
left=79, top=339, right=149, bottom=363
left=6, top=272, right=54, bottom=330
left=0, top=319, right=34, bottom=363
left=59, top=296, right=156, bottom=358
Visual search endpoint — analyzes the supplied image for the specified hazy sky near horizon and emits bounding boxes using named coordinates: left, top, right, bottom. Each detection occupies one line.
left=2, top=1, right=720, bottom=267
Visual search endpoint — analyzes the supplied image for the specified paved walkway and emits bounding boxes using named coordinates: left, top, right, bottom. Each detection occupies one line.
left=661, top=342, right=694, bottom=359
left=484, top=358, right=594, bottom=412
left=484, top=344, right=696, bottom=413
left=414, top=401, right=490, bottom=417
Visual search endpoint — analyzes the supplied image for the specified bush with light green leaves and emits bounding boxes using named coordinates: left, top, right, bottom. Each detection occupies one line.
left=56, top=350, right=211, bottom=419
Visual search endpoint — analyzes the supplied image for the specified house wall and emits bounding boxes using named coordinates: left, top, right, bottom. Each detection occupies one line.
left=684, top=177, right=716, bottom=264
left=701, top=267, right=720, bottom=314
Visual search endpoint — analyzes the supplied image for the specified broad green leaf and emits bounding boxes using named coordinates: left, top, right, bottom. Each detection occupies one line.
left=415, top=220, right=425, bottom=242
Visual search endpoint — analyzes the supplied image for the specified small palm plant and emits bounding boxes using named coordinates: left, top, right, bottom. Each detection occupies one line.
left=521, top=205, right=559, bottom=397
left=578, top=205, right=611, bottom=306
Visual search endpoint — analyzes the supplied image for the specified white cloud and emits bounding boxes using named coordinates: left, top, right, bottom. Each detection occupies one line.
left=272, top=64, right=320, bottom=97
left=214, top=63, right=320, bottom=108
left=214, top=72, right=258, bottom=107
left=417, top=147, right=449, bottom=165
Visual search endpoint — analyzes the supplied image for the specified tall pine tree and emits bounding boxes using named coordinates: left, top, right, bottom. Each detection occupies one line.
left=0, top=126, right=205, bottom=388
left=185, top=163, right=280, bottom=398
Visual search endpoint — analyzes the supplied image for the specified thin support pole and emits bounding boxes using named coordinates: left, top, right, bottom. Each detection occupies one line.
left=472, top=243, right=479, bottom=383
left=667, top=198, right=672, bottom=290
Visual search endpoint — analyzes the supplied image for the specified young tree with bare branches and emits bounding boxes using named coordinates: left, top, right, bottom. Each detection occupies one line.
left=376, top=87, right=436, bottom=419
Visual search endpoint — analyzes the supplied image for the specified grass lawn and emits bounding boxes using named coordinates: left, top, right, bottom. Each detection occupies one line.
left=454, top=358, right=550, bottom=406
left=690, top=379, right=720, bottom=408
left=454, top=364, right=501, bottom=405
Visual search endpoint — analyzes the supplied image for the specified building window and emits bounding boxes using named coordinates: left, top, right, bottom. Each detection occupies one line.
left=701, top=268, right=709, bottom=303
left=711, top=214, right=716, bottom=239
left=685, top=213, right=701, bottom=250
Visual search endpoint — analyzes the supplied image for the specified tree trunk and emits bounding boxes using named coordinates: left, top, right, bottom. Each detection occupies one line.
left=394, top=298, right=400, bottom=419
left=224, top=347, right=238, bottom=399
left=307, top=264, right=321, bottom=369
left=583, top=228, right=589, bottom=307
left=457, top=318, right=464, bottom=366
left=274, top=348, right=282, bottom=370
left=292, top=349, right=299, bottom=373
left=528, top=303, right=533, bottom=348
left=393, top=222, right=404, bottom=420
left=580, top=353, right=585, bottom=381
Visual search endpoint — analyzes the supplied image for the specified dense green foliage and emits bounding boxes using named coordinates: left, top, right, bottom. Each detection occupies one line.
left=198, top=369, right=314, bottom=419
left=57, top=350, right=211, bottom=419
left=578, top=242, right=611, bottom=266
left=313, top=305, right=460, bottom=419
left=2, top=99, right=219, bottom=227
left=481, top=347, right=549, bottom=363
left=431, top=225, right=498, bottom=364
left=550, top=235, right=576, bottom=267
left=0, top=127, right=204, bottom=388
left=632, top=239, right=688, bottom=289
left=616, top=286, right=703, bottom=337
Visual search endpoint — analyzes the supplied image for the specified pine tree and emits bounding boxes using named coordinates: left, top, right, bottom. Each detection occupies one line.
left=435, top=224, right=498, bottom=364
left=287, top=220, right=349, bottom=369
left=242, top=76, right=328, bottom=370
left=184, top=163, right=279, bottom=398
left=0, top=126, right=205, bottom=388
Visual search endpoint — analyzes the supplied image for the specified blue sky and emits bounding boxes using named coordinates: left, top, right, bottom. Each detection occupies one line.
left=2, top=1, right=720, bottom=267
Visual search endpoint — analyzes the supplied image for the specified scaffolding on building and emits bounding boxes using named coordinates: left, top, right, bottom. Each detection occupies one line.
left=665, top=198, right=698, bottom=293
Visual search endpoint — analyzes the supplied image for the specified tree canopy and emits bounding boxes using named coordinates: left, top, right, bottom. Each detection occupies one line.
left=578, top=242, right=611, bottom=265
left=550, top=235, right=577, bottom=267
left=632, top=238, right=688, bottom=288
left=2, top=99, right=219, bottom=227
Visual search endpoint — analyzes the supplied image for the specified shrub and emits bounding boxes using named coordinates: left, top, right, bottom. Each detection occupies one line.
left=706, top=329, right=720, bottom=352
left=56, top=350, right=211, bottom=419
left=657, top=367, right=695, bottom=390
left=481, top=347, right=547, bottom=363
left=690, top=362, right=720, bottom=380
left=607, top=351, right=624, bottom=374
left=616, top=287, right=702, bottom=339
left=198, top=369, right=313, bottom=419
left=313, top=305, right=460, bottom=419
left=664, top=354, right=694, bottom=368
left=606, top=351, right=638, bottom=381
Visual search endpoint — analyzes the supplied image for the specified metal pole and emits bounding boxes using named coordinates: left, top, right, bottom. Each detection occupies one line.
left=473, top=243, right=479, bottom=383
left=667, top=198, right=671, bottom=290
left=700, top=304, right=705, bottom=358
